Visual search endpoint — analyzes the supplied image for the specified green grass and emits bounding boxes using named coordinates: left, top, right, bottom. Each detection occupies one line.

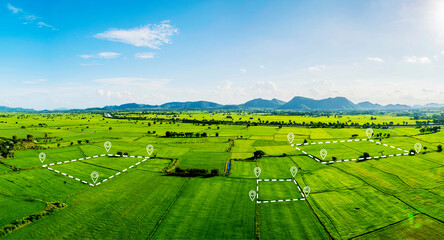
left=355, top=214, right=444, bottom=239
left=5, top=171, right=187, bottom=239
left=229, top=160, right=257, bottom=179
left=257, top=157, right=297, bottom=179
left=258, top=180, right=304, bottom=201
left=300, top=167, right=365, bottom=193
left=259, top=201, right=329, bottom=239
left=298, top=140, right=407, bottom=161
left=179, top=151, right=229, bottom=170
left=0, top=164, right=11, bottom=172
left=0, top=112, right=442, bottom=238
left=0, top=195, right=46, bottom=227
left=152, top=177, right=256, bottom=239
left=0, top=169, right=87, bottom=201
left=310, top=186, right=414, bottom=239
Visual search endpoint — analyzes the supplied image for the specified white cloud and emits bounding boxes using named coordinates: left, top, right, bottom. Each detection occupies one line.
left=240, top=68, right=247, bottom=73
left=79, top=54, right=93, bottom=59
left=404, top=56, right=431, bottom=63
left=7, top=4, right=22, bottom=14
left=37, top=21, right=57, bottom=30
left=93, top=77, right=170, bottom=88
left=308, top=65, right=326, bottom=71
left=135, top=52, right=156, bottom=59
left=97, top=52, right=121, bottom=59
left=97, top=89, right=105, bottom=96
left=94, top=21, right=178, bottom=49
left=367, top=57, right=384, bottom=62
left=78, top=52, right=121, bottom=59
left=260, top=65, right=265, bottom=69
left=441, top=50, right=444, bottom=55
left=7, top=4, right=56, bottom=30
left=23, top=79, right=47, bottom=84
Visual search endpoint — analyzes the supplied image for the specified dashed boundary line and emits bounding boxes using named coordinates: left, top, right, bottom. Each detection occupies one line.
left=42, top=154, right=150, bottom=187
left=256, top=178, right=306, bottom=204
left=292, top=138, right=411, bottom=165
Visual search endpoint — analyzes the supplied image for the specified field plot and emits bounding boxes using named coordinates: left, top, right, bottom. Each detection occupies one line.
left=0, top=195, right=46, bottom=227
left=355, top=214, right=444, bottom=239
left=5, top=171, right=188, bottom=239
left=152, top=177, right=256, bottom=239
left=309, top=186, right=413, bottom=239
left=259, top=201, right=329, bottom=239
left=0, top=168, right=87, bottom=201
left=295, top=139, right=409, bottom=164
left=45, top=154, right=149, bottom=186
left=257, top=179, right=304, bottom=202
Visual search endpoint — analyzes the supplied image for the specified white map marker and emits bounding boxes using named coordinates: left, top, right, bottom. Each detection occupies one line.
left=146, top=144, right=154, bottom=155
left=414, top=143, right=422, bottom=154
left=290, top=166, right=298, bottom=177
left=249, top=190, right=256, bottom=201
left=254, top=167, right=261, bottom=178
left=320, top=149, right=327, bottom=160
left=366, top=128, right=373, bottom=139
left=91, top=171, right=99, bottom=184
left=39, top=152, right=46, bottom=163
left=303, top=186, right=311, bottom=197
left=287, top=133, right=295, bottom=144
left=104, top=141, right=112, bottom=152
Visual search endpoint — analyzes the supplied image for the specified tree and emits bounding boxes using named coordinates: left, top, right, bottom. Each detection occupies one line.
left=215, top=133, right=219, bottom=137
left=359, top=152, right=370, bottom=161
left=211, top=168, right=219, bottom=176
left=253, top=150, right=266, bottom=159
left=109, top=127, right=112, bottom=130
left=303, top=139, right=308, bottom=144
left=57, top=143, right=61, bottom=148
left=437, top=145, right=442, bottom=152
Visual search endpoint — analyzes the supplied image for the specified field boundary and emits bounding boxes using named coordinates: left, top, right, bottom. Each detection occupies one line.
left=42, top=154, right=150, bottom=187
left=256, top=178, right=306, bottom=203
left=291, top=138, right=411, bottom=164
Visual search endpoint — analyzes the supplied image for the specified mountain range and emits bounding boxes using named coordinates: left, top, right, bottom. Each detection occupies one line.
left=0, top=96, right=443, bottom=112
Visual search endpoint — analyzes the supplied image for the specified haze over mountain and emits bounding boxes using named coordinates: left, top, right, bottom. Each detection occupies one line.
left=0, top=96, right=443, bottom=112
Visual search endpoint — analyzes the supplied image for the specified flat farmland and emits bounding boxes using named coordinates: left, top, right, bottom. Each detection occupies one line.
left=297, top=140, right=408, bottom=162
left=0, top=112, right=442, bottom=239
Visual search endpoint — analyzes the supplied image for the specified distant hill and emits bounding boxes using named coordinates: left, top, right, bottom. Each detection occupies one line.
left=160, top=101, right=222, bottom=109
left=383, top=104, right=411, bottom=110
left=1, top=97, right=442, bottom=112
left=241, top=98, right=286, bottom=109
left=0, top=106, right=35, bottom=112
left=279, top=97, right=357, bottom=110
left=357, top=101, right=383, bottom=109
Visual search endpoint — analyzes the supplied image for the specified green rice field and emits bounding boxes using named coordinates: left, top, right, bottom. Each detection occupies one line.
left=0, top=112, right=442, bottom=239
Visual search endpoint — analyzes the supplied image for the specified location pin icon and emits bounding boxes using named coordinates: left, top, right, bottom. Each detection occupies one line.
left=320, top=149, right=327, bottom=160
left=91, top=171, right=99, bottom=184
left=303, top=186, right=311, bottom=197
left=290, top=166, right=298, bottom=177
left=414, top=143, right=421, bottom=154
left=104, top=141, right=111, bottom=152
left=146, top=144, right=154, bottom=155
left=39, top=152, right=46, bottom=163
left=249, top=190, right=256, bottom=201
left=366, top=128, right=373, bottom=139
left=287, top=133, right=295, bottom=144
left=254, top=167, right=261, bottom=178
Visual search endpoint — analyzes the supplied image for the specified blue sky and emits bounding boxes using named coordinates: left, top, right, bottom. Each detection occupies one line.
left=1, top=0, right=443, bottom=110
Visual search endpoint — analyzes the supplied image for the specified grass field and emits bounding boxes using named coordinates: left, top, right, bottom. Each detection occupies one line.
left=0, top=112, right=442, bottom=239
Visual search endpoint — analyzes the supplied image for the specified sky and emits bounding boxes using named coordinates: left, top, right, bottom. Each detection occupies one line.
left=1, top=0, right=444, bottom=110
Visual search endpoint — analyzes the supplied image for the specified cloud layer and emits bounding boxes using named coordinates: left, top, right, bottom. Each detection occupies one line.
left=94, top=21, right=178, bottom=49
